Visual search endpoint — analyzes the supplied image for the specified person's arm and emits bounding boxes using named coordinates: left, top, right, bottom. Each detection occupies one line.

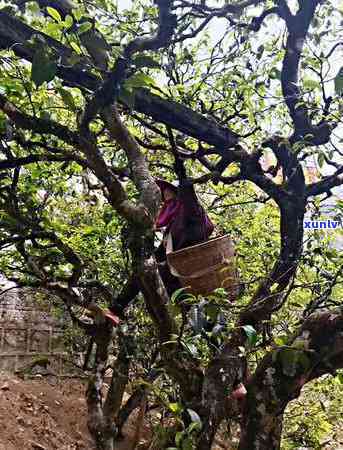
left=177, top=179, right=202, bottom=217
left=176, top=180, right=215, bottom=246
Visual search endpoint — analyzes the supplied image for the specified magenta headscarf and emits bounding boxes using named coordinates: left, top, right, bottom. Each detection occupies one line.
left=154, top=178, right=181, bottom=229
left=154, top=178, right=215, bottom=239
left=155, top=198, right=181, bottom=228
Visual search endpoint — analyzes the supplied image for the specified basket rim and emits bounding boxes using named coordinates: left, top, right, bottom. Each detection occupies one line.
left=168, top=233, right=233, bottom=256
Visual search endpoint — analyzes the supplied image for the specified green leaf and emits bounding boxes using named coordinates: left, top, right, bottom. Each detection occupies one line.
left=31, top=47, right=57, bottom=87
left=72, top=8, right=84, bottom=21
left=270, top=68, right=281, bottom=80
left=58, top=87, right=77, bottom=112
left=175, top=431, right=184, bottom=447
left=83, top=225, right=97, bottom=235
left=213, top=287, right=227, bottom=297
left=168, top=402, right=183, bottom=415
left=28, top=1, right=40, bottom=15
left=125, top=73, right=156, bottom=89
left=170, top=287, right=191, bottom=304
left=317, top=152, right=325, bottom=168
left=182, top=342, right=198, bottom=357
left=242, top=325, right=257, bottom=346
left=47, top=6, right=62, bottom=23
left=336, top=373, right=343, bottom=384
left=334, top=67, right=343, bottom=96
left=303, top=77, right=319, bottom=90
left=274, top=335, right=288, bottom=346
left=182, top=437, right=193, bottom=450
left=45, top=21, right=61, bottom=36
left=132, top=55, right=160, bottom=69
left=64, top=15, right=74, bottom=30
left=77, top=21, right=93, bottom=35
left=70, top=42, right=82, bottom=55
left=187, top=421, right=202, bottom=433
left=118, top=87, right=135, bottom=110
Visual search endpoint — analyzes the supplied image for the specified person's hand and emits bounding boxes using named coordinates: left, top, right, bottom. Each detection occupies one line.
left=230, top=383, right=247, bottom=400
left=87, top=303, right=120, bottom=327
left=103, top=309, right=120, bottom=327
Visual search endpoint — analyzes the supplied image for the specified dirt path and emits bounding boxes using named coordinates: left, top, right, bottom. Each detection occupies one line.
left=0, top=375, right=94, bottom=450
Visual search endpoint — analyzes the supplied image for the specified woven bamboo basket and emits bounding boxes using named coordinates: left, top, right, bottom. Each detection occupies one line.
left=167, top=234, right=239, bottom=298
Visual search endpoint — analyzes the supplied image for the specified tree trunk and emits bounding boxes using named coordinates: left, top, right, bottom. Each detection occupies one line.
left=196, top=417, right=220, bottom=450
left=94, top=432, right=114, bottom=450
left=239, top=412, right=283, bottom=450
left=86, top=326, right=116, bottom=450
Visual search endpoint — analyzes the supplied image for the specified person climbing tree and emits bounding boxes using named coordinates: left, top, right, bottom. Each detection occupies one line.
left=147, top=177, right=248, bottom=403
left=154, top=177, right=215, bottom=296
left=110, top=175, right=215, bottom=315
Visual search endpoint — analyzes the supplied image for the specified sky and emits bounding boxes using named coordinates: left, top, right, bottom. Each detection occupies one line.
left=116, top=0, right=343, bottom=199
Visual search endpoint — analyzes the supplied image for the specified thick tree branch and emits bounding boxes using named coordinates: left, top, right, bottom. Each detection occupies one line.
left=0, top=153, right=87, bottom=170
left=305, top=167, right=343, bottom=197
left=86, top=325, right=116, bottom=449
left=80, top=0, right=177, bottom=128
left=0, top=94, right=78, bottom=144
left=103, top=332, right=131, bottom=419
left=276, top=0, right=293, bottom=24
left=0, top=93, right=147, bottom=225
left=279, top=0, right=334, bottom=144
left=101, top=106, right=160, bottom=217
left=262, top=137, right=306, bottom=195
left=239, top=306, right=343, bottom=449
left=126, top=0, right=177, bottom=54
left=0, top=11, right=239, bottom=149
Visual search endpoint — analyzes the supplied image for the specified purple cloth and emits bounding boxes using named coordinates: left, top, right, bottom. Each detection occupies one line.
left=155, top=198, right=181, bottom=229
left=155, top=179, right=214, bottom=251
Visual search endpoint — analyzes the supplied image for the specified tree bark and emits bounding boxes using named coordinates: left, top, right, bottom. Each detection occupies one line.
left=238, top=307, right=343, bottom=450
left=86, top=326, right=116, bottom=450
left=239, top=413, right=283, bottom=450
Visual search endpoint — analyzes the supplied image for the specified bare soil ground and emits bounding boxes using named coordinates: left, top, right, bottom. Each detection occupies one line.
left=0, top=375, right=169, bottom=450
left=0, top=375, right=233, bottom=450
left=0, top=375, right=94, bottom=450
